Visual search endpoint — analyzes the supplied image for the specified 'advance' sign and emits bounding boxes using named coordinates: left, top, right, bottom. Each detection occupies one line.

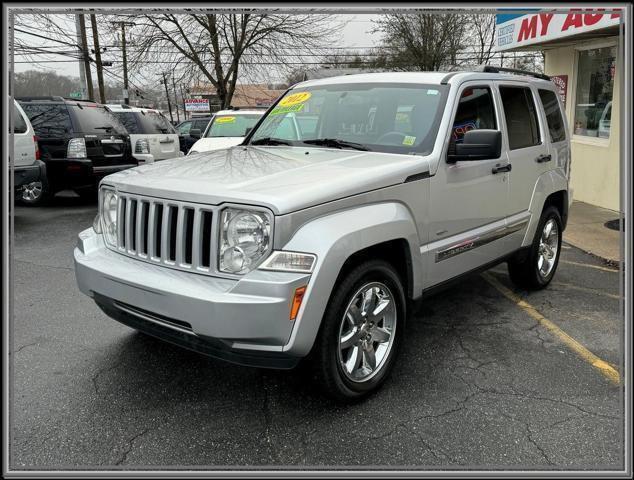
left=496, top=9, right=621, bottom=51
left=184, top=98, right=210, bottom=112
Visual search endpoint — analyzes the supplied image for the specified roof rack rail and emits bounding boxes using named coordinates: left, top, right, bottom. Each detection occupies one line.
left=475, top=65, right=550, bottom=81
left=15, top=96, right=65, bottom=102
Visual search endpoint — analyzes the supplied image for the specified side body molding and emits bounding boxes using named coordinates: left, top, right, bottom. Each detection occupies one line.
left=280, top=202, right=422, bottom=357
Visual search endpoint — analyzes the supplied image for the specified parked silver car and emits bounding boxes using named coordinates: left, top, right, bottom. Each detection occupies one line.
left=75, top=68, right=572, bottom=401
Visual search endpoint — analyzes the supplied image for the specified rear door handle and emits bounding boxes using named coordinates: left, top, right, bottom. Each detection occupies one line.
left=535, top=154, right=552, bottom=163
left=492, top=163, right=512, bottom=174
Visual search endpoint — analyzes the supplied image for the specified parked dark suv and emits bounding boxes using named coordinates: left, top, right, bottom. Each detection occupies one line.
left=175, top=115, right=214, bottom=154
left=17, top=97, right=137, bottom=204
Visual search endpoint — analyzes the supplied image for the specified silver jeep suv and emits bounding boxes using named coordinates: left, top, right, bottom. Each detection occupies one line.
left=75, top=68, right=572, bottom=401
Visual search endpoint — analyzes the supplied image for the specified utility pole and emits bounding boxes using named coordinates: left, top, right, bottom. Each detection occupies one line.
left=74, top=14, right=87, bottom=99
left=120, top=22, right=130, bottom=105
left=78, top=15, right=95, bottom=101
left=90, top=13, right=106, bottom=104
left=179, top=84, right=187, bottom=120
left=162, top=72, right=173, bottom=122
left=171, top=73, right=180, bottom=123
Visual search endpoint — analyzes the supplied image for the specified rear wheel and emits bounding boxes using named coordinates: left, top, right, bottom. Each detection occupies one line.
left=508, top=206, right=562, bottom=290
left=19, top=181, right=49, bottom=206
left=311, top=260, right=406, bottom=402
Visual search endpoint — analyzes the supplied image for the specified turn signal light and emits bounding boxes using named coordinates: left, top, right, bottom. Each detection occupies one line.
left=290, top=286, right=307, bottom=321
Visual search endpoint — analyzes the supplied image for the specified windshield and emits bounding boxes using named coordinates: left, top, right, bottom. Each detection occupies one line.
left=70, top=105, right=128, bottom=135
left=249, top=83, right=447, bottom=154
left=205, top=114, right=262, bottom=138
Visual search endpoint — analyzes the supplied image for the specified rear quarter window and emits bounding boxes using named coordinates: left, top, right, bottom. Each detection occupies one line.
left=12, top=104, right=28, bottom=134
left=20, top=103, right=72, bottom=137
left=538, top=89, right=566, bottom=143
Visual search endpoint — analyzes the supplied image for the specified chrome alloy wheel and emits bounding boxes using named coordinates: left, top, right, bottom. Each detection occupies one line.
left=537, top=218, right=559, bottom=278
left=21, top=181, right=43, bottom=203
left=337, top=282, right=397, bottom=383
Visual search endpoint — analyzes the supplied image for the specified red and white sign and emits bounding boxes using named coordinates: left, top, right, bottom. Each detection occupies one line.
left=550, top=75, right=568, bottom=107
left=184, top=98, right=210, bottom=112
left=496, top=10, right=621, bottom=51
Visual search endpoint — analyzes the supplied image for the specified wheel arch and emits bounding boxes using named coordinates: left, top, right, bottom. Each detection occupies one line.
left=280, top=202, right=422, bottom=357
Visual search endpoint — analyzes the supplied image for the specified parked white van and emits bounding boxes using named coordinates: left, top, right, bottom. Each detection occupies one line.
left=107, top=105, right=181, bottom=163
left=187, top=109, right=265, bottom=154
left=12, top=99, right=45, bottom=203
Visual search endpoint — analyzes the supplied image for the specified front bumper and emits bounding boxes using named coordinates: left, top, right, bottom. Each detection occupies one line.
left=13, top=160, right=46, bottom=190
left=74, top=228, right=310, bottom=369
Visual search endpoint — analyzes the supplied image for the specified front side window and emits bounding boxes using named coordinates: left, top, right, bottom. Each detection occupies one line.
left=206, top=114, right=262, bottom=138
left=538, top=89, right=566, bottom=143
left=13, top=104, right=28, bottom=134
left=20, top=103, right=72, bottom=137
left=451, top=87, right=497, bottom=143
left=249, top=83, right=447, bottom=154
left=573, top=46, right=616, bottom=139
left=499, top=86, right=541, bottom=150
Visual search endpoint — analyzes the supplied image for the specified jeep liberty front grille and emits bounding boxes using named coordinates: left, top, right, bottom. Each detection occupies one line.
left=115, top=193, right=218, bottom=274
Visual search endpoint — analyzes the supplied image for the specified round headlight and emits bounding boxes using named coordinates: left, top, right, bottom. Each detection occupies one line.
left=219, top=209, right=271, bottom=274
left=101, top=189, right=118, bottom=246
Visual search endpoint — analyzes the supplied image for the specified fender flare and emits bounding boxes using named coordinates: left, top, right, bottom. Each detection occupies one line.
left=522, top=168, right=569, bottom=247
left=280, top=202, right=422, bottom=356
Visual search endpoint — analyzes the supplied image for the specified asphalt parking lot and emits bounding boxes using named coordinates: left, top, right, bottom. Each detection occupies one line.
left=10, top=194, right=624, bottom=470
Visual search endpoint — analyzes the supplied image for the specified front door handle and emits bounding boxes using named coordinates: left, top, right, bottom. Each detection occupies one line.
left=535, top=154, right=552, bottom=163
left=492, top=163, right=512, bottom=174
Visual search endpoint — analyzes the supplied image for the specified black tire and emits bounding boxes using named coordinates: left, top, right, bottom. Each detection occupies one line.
left=310, top=259, right=406, bottom=402
left=508, top=206, right=562, bottom=290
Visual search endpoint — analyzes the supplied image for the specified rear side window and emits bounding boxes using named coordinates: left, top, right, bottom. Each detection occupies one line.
left=20, top=103, right=72, bottom=137
left=13, top=104, right=28, bottom=134
left=451, top=87, right=497, bottom=143
left=113, top=112, right=142, bottom=134
left=70, top=105, right=127, bottom=135
left=499, top=86, right=541, bottom=150
left=144, top=112, right=176, bottom=134
left=538, top=89, right=566, bottom=143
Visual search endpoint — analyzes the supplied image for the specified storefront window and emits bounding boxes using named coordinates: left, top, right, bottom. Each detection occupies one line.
left=573, top=46, right=616, bottom=139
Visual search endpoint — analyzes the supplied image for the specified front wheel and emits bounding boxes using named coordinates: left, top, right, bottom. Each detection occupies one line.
left=311, top=260, right=406, bottom=402
left=508, top=206, right=562, bottom=290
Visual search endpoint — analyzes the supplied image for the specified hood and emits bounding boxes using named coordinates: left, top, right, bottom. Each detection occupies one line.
left=103, top=145, right=431, bottom=215
left=189, top=137, right=244, bottom=153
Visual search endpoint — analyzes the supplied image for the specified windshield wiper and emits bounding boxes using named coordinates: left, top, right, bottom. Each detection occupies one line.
left=250, top=137, right=292, bottom=146
left=303, top=138, right=369, bottom=151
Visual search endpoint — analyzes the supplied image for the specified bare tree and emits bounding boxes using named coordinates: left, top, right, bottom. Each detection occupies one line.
left=372, top=12, right=470, bottom=71
left=468, top=14, right=497, bottom=66
left=126, top=12, right=339, bottom=109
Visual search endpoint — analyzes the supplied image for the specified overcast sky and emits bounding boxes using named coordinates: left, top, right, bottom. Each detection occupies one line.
left=13, top=13, right=383, bottom=83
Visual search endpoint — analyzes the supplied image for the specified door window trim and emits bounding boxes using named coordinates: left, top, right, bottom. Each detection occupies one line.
left=497, top=83, right=545, bottom=151
left=442, top=82, right=503, bottom=162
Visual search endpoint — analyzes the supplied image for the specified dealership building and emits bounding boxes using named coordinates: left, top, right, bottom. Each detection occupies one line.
left=496, top=10, right=622, bottom=211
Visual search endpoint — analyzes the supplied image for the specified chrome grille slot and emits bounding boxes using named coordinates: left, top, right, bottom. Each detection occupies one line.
left=112, top=193, right=217, bottom=275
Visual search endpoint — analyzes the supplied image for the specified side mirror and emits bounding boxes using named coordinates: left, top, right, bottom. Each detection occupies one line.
left=189, top=128, right=202, bottom=139
left=447, top=129, right=502, bottom=163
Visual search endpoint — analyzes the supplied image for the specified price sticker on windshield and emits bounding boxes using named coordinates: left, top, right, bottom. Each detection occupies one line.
left=216, top=116, right=236, bottom=124
left=279, top=91, right=311, bottom=107
left=402, top=135, right=416, bottom=146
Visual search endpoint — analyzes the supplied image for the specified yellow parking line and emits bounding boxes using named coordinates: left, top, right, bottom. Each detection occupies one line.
left=551, top=282, right=622, bottom=300
left=482, top=272, right=621, bottom=386
left=560, top=260, right=620, bottom=273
